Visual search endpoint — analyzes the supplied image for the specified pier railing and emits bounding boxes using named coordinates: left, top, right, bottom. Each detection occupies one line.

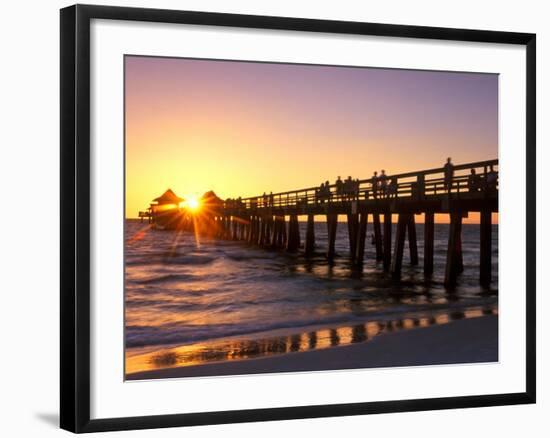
left=225, top=159, right=498, bottom=211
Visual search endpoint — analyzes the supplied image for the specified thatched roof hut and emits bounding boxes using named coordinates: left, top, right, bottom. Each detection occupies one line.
left=152, top=189, right=184, bottom=205
left=201, top=190, right=223, bottom=207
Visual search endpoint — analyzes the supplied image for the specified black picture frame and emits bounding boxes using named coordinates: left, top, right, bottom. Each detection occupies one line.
left=60, top=4, right=536, bottom=433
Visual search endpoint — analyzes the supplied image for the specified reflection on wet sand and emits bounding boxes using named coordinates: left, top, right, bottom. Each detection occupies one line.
left=126, top=306, right=497, bottom=376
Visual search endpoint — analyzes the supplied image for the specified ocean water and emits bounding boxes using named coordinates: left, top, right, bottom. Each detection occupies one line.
left=125, top=219, right=498, bottom=372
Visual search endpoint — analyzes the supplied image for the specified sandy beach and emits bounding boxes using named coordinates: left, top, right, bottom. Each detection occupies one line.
left=127, top=314, right=497, bottom=380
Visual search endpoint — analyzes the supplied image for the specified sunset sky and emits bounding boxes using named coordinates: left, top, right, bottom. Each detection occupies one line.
left=125, top=56, right=498, bottom=220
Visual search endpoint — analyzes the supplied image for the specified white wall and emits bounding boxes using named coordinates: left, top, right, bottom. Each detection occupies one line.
left=0, top=0, right=547, bottom=436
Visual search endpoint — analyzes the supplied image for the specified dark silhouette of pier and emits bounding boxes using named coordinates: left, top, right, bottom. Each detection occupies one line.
left=147, top=159, right=498, bottom=289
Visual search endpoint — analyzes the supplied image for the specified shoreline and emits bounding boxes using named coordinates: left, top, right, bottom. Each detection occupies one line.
left=125, top=304, right=498, bottom=357
left=127, top=314, right=498, bottom=381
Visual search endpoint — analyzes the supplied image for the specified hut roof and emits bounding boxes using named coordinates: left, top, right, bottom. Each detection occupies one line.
left=201, top=190, right=223, bottom=205
left=152, top=189, right=184, bottom=204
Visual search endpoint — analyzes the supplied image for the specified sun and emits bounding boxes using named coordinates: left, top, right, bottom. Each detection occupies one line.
left=181, top=195, right=201, bottom=212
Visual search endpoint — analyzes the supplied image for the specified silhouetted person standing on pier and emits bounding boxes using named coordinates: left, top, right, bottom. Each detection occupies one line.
left=315, top=181, right=330, bottom=204
left=486, top=164, right=497, bottom=193
left=344, top=176, right=353, bottom=200
left=379, top=170, right=388, bottom=198
left=444, top=157, right=454, bottom=193
left=468, top=168, right=479, bottom=192
left=371, top=171, right=379, bottom=199
left=336, top=176, right=344, bottom=200
left=316, top=183, right=325, bottom=204
left=324, top=180, right=331, bottom=202
left=388, top=177, right=398, bottom=198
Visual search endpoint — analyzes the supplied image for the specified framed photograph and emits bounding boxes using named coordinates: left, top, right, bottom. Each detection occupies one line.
left=60, top=4, right=536, bottom=433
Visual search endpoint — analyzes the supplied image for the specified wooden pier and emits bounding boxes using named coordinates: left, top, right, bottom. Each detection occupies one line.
left=150, top=159, right=498, bottom=289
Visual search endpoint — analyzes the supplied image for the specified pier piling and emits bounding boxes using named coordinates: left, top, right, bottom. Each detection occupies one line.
left=407, top=214, right=419, bottom=265
left=249, top=216, right=258, bottom=244
left=347, top=213, right=359, bottom=261
left=327, top=213, right=338, bottom=260
left=233, top=218, right=239, bottom=240
left=278, top=216, right=285, bottom=248
left=480, top=209, right=492, bottom=286
left=259, top=216, right=267, bottom=246
left=281, top=216, right=288, bottom=247
left=287, top=214, right=300, bottom=252
left=444, top=211, right=463, bottom=289
left=241, top=218, right=248, bottom=241
left=424, top=212, right=435, bottom=276
left=373, top=213, right=383, bottom=261
left=305, top=214, right=315, bottom=255
left=391, top=213, right=409, bottom=278
left=383, top=212, right=392, bottom=271
left=271, top=217, right=279, bottom=247
left=355, top=213, right=368, bottom=265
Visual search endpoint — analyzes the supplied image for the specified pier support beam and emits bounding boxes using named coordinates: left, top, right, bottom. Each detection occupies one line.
left=355, top=213, right=368, bottom=265
left=444, top=211, right=463, bottom=289
left=259, top=216, right=267, bottom=246
left=347, top=213, right=359, bottom=261
left=271, top=217, right=279, bottom=248
left=383, top=212, right=392, bottom=271
left=296, top=215, right=302, bottom=249
left=391, top=213, right=409, bottom=278
left=277, top=216, right=285, bottom=248
left=373, top=213, right=383, bottom=261
left=281, top=216, right=287, bottom=247
left=267, top=216, right=273, bottom=246
left=241, top=219, right=247, bottom=240
left=424, top=212, right=435, bottom=276
left=256, top=216, right=262, bottom=245
left=225, top=216, right=231, bottom=239
left=287, top=214, right=300, bottom=252
left=457, top=215, right=464, bottom=274
left=407, top=214, right=419, bottom=265
left=271, top=216, right=280, bottom=248
left=219, top=216, right=224, bottom=238
left=249, top=216, right=258, bottom=244
left=480, top=209, right=492, bottom=286
left=250, top=217, right=254, bottom=244
left=266, top=216, right=274, bottom=246
left=327, top=213, right=338, bottom=261
left=305, top=214, right=315, bottom=256
left=218, top=216, right=222, bottom=238
left=257, top=216, right=262, bottom=245
left=235, top=218, right=240, bottom=240
left=233, top=218, right=239, bottom=240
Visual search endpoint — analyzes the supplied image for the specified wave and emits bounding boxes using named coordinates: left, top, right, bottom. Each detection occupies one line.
left=134, top=273, right=198, bottom=285
left=125, top=299, right=494, bottom=348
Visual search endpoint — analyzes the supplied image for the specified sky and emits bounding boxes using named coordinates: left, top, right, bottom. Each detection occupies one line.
left=125, top=56, right=498, bottom=220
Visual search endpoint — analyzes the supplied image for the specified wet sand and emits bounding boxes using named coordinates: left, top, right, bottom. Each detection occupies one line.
left=127, top=314, right=498, bottom=380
